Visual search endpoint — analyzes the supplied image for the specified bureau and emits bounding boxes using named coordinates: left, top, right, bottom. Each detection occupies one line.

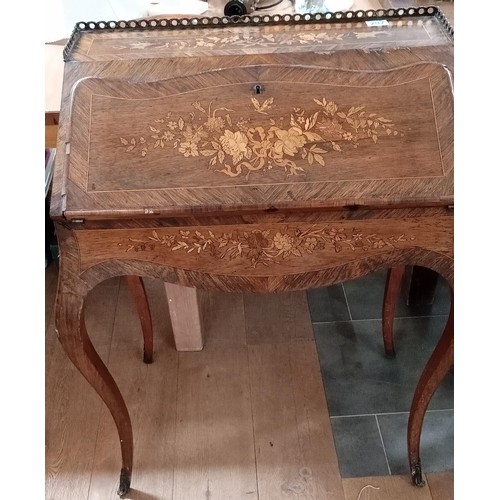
left=51, top=7, right=454, bottom=496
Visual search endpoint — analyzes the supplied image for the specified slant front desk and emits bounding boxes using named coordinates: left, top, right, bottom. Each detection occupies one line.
left=51, top=8, right=454, bottom=496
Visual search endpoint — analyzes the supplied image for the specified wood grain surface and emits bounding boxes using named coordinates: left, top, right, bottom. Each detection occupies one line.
left=46, top=272, right=352, bottom=499
left=46, top=279, right=120, bottom=499
left=73, top=215, right=453, bottom=281
left=426, top=472, right=454, bottom=500
left=49, top=6, right=454, bottom=496
left=243, top=291, right=314, bottom=344
left=67, top=15, right=451, bottom=63
left=248, top=341, right=345, bottom=499
left=63, top=62, right=453, bottom=218
left=50, top=10, right=454, bottom=220
left=174, top=344, right=258, bottom=499
left=164, top=282, right=206, bottom=351
left=343, top=475, right=434, bottom=500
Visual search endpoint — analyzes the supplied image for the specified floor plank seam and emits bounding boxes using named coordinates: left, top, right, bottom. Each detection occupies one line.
left=246, top=345, right=261, bottom=500
left=171, top=351, right=180, bottom=500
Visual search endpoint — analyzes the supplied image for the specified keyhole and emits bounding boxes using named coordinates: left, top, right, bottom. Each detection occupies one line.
left=254, top=84, right=263, bottom=95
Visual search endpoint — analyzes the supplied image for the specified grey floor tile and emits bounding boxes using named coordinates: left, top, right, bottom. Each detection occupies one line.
left=331, top=416, right=390, bottom=477
left=307, top=284, right=351, bottom=323
left=342, top=270, right=451, bottom=321
left=377, top=410, right=454, bottom=475
left=313, top=316, right=454, bottom=416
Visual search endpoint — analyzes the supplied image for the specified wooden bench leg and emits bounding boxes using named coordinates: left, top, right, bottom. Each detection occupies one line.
left=125, top=276, right=154, bottom=363
left=382, top=265, right=406, bottom=356
left=407, top=292, right=453, bottom=486
left=164, top=282, right=206, bottom=351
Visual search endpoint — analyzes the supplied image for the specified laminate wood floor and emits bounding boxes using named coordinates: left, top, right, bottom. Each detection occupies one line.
left=45, top=263, right=452, bottom=499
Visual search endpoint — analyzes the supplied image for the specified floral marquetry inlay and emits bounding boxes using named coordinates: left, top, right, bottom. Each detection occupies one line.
left=119, top=98, right=403, bottom=179
left=110, top=30, right=351, bottom=53
left=123, top=226, right=415, bottom=268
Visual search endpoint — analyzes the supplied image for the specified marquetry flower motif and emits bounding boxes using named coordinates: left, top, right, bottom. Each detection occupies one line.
left=125, top=227, right=415, bottom=268
left=178, top=141, right=199, bottom=157
left=204, top=116, right=225, bottom=133
left=273, top=232, right=295, bottom=254
left=304, top=237, right=318, bottom=250
left=219, top=130, right=250, bottom=164
left=273, top=128, right=308, bottom=156
left=373, top=240, right=386, bottom=249
left=119, top=97, right=402, bottom=179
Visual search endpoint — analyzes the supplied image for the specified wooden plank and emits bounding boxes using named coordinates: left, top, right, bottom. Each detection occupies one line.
left=87, top=350, right=179, bottom=498
left=249, top=340, right=345, bottom=499
left=173, top=344, right=258, bottom=500
left=205, top=292, right=246, bottom=347
left=45, top=279, right=119, bottom=500
left=88, top=278, right=179, bottom=499
left=45, top=124, right=58, bottom=148
left=243, top=292, right=314, bottom=345
left=45, top=263, right=59, bottom=332
left=45, top=112, right=59, bottom=126
left=342, top=476, right=433, bottom=500
left=426, top=472, right=453, bottom=500
left=164, top=282, right=206, bottom=351
left=45, top=339, right=105, bottom=500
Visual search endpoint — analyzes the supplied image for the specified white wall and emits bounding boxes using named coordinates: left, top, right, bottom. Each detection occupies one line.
left=45, top=0, right=208, bottom=42
left=45, top=0, right=149, bottom=41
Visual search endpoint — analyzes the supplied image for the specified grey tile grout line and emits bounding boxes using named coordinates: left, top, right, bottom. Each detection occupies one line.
left=341, top=283, right=353, bottom=321
left=330, top=409, right=454, bottom=419
left=375, top=415, right=392, bottom=476
left=312, top=314, right=449, bottom=325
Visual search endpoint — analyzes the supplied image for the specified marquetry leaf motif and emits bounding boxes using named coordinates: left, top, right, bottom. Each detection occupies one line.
left=251, top=97, right=274, bottom=115
left=119, top=98, right=403, bottom=179
left=111, top=30, right=348, bottom=52
left=124, top=226, right=415, bottom=268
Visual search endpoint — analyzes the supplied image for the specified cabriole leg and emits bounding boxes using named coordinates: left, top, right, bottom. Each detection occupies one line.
left=55, top=287, right=134, bottom=496
left=125, top=275, right=154, bottom=363
left=407, top=293, right=453, bottom=486
left=382, top=265, right=406, bottom=356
